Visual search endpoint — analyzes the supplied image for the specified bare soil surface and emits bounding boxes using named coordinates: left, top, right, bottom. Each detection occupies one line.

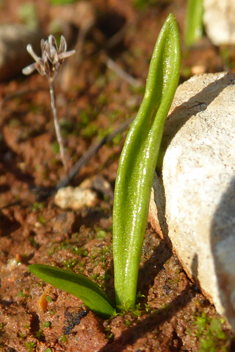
left=1, top=0, right=235, bottom=351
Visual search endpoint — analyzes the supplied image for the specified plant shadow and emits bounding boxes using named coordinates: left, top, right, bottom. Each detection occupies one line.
left=137, top=233, right=172, bottom=298
left=99, top=287, right=196, bottom=352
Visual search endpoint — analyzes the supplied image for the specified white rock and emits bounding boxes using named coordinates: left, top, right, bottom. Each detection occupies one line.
left=204, top=0, right=235, bottom=45
left=149, top=72, right=235, bottom=331
left=55, top=186, right=97, bottom=210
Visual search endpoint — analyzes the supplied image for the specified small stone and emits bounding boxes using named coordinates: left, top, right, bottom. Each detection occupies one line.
left=204, top=0, right=235, bottom=45
left=38, top=293, right=48, bottom=312
left=191, top=64, right=206, bottom=75
left=149, top=72, right=235, bottom=331
left=54, top=186, right=97, bottom=210
left=4, top=258, right=19, bottom=271
left=80, top=174, right=113, bottom=200
left=0, top=24, right=42, bottom=81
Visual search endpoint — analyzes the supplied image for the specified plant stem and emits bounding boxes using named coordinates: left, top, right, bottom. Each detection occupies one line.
left=185, top=0, right=204, bottom=46
left=49, top=80, right=67, bottom=174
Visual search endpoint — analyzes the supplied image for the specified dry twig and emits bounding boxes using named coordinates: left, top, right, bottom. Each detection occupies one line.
left=22, top=35, right=75, bottom=174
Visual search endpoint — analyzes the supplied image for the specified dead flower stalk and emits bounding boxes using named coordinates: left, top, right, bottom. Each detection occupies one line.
left=22, top=35, right=75, bottom=174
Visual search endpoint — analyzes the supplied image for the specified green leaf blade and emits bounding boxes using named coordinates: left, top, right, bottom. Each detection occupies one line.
left=28, top=264, right=115, bottom=318
left=113, top=13, right=181, bottom=309
left=185, top=0, right=204, bottom=46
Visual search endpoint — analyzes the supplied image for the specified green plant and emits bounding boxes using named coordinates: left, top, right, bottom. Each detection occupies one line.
left=48, top=0, right=76, bottom=5
left=28, top=13, right=181, bottom=318
left=59, top=335, right=68, bottom=343
left=43, top=321, right=51, bottom=328
left=113, top=13, right=180, bottom=309
left=35, top=329, right=45, bottom=340
left=29, top=265, right=115, bottom=318
left=133, top=0, right=158, bottom=11
left=24, top=341, right=37, bottom=352
left=46, top=295, right=52, bottom=302
left=185, top=0, right=204, bottom=46
left=194, top=314, right=228, bottom=352
left=18, top=3, right=38, bottom=30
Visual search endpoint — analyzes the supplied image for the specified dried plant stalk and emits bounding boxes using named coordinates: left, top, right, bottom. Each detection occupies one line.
left=23, top=35, right=75, bottom=174
left=49, top=80, right=67, bottom=173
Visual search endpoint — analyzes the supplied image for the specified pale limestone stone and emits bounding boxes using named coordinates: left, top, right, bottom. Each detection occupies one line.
left=204, top=0, right=235, bottom=45
left=55, top=186, right=97, bottom=210
left=149, top=72, right=235, bottom=331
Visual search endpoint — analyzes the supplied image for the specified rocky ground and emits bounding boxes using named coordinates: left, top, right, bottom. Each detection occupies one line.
left=0, top=0, right=235, bottom=351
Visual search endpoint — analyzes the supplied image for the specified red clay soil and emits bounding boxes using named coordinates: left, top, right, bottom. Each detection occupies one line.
left=1, top=0, right=235, bottom=351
